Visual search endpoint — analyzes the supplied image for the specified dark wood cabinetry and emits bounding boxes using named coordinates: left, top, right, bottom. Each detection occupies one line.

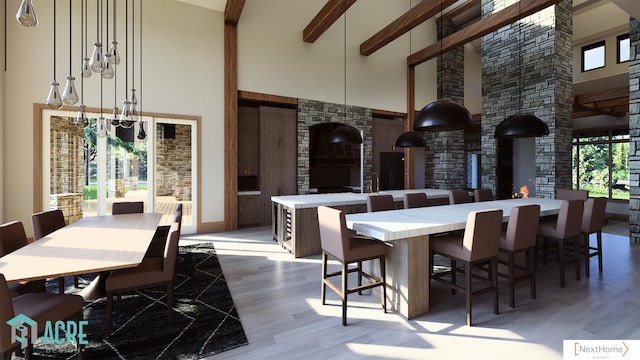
left=238, top=107, right=260, bottom=177
left=238, top=195, right=261, bottom=226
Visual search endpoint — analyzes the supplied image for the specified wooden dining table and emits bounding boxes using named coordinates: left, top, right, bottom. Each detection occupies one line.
left=344, top=197, right=565, bottom=320
left=0, top=212, right=162, bottom=299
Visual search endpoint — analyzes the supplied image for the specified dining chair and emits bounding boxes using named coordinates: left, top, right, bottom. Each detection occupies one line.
left=112, top=201, right=144, bottom=215
left=580, top=197, right=607, bottom=276
left=147, top=204, right=183, bottom=259
left=498, top=205, right=540, bottom=308
left=555, top=189, right=588, bottom=201
left=0, top=221, right=46, bottom=297
left=0, top=273, right=84, bottom=359
left=430, top=208, right=503, bottom=326
left=449, top=189, right=472, bottom=204
left=317, top=206, right=387, bottom=326
left=403, top=193, right=429, bottom=209
left=31, top=209, right=74, bottom=293
left=473, top=189, right=494, bottom=202
left=366, top=194, right=395, bottom=212
left=537, top=199, right=584, bottom=287
left=104, top=222, right=181, bottom=335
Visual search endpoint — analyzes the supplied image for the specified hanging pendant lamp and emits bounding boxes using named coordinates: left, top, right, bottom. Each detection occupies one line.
left=395, top=131, right=426, bottom=148
left=413, top=99, right=471, bottom=132
left=329, top=125, right=362, bottom=145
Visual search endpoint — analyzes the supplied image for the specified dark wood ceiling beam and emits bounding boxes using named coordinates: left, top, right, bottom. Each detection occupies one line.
left=437, top=0, right=481, bottom=23
left=360, top=0, right=458, bottom=56
left=408, top=0, right=563, bottom=66
left=303, top=0, right=357, bottom=43
left=574, top=86, right=629, bottom=104
left=225, top=0, right=245, bottom=24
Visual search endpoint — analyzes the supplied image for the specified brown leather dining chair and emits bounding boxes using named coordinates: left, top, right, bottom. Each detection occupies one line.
left=0, top=273, right=84, bottom=359
left=537, top=199, right=584, bottom=287
left=31, top=209, right=75, bottom=292
left=449, top=189, right=472, bottom=204
left=430, top=208, right=503, bottom=326
left=555, top=189, right=588, bottom=201
left=498, top=205, right=540, bottom=308
left=112, top=201, right=144, bottom=215
left=366, top=194, right=395, bottom=212
left=317, top=206, right=387, bottom=326
left=147, top=204, right=183, bottom=259
left=473, top=189, right=494, bottom=202
left=403, top=193, right=429, bottom=209
left=580, top=197, right=607, bottom=276
left=105, top=222, right=181, bottom=335
left=0, top=221, right=46, bottom=297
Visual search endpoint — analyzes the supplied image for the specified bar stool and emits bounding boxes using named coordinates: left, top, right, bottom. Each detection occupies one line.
left=367, top=194, right=395, bottom=212
left=403, top=193, right=429, bottom=209
left=580, top=197, right=607, bottom=276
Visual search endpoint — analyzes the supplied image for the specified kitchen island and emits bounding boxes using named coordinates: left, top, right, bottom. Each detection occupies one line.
left=271, top=189, right=450, bottom=257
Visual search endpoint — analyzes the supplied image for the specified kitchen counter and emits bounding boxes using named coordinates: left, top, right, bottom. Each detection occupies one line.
left=271, top=189, right=451, bottom=257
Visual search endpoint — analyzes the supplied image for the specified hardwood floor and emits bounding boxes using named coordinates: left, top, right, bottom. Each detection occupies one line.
left=181, top=219, right=640, bottom=360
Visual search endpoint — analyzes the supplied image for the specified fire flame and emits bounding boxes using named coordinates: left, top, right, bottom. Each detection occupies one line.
left=520, top=185, right=529, bottom=199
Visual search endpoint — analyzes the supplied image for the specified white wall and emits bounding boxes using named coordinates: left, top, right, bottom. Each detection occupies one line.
left=3, top=0, right=224, bottom=230
left=0, top=0, right=5, bottom=222
left=464, top=42, right=482, bottom=115
left=573, top=25, right=630, bottom=86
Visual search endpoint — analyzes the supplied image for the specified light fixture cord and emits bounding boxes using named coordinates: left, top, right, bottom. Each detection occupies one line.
left=518, top=0, right=523, bottom=114
left=53, top=0, right=57, bottom=82
left=125, top=0, right=128, bottom=92
left=113, top=0, right=117, bottom=42
left=81, top=0, right=85, bottom=104
left=106, top=0, right=109, bottom=47
left=343, top=0, right=346, bottom=122
left=132, top=0, right=135, bottom=90
left=139, top=0, right=143, bottom=116
left=69, top=0, right=72, bottom=75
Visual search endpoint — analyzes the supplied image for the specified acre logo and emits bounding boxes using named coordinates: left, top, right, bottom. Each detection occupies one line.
left=6, top=314, right=88, bottom=349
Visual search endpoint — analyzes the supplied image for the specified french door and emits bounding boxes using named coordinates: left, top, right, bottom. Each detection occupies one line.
left=41, top=109, right=198, bottom=234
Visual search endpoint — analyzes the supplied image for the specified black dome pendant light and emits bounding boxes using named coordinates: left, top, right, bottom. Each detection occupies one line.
left=494, top=1, right=549, bottom=139
left=413, top=1, right=472, bottom=133
left=395, top=131, right=426, bottom=148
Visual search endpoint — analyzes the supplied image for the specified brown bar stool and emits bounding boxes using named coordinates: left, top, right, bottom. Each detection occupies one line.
left=449, top=189, right=472, bottom=204
left=403, top=193, right=429, bottom=209
left=580, top=197, right=607, bottom=276
left=366, top=194, right=395, bottom=212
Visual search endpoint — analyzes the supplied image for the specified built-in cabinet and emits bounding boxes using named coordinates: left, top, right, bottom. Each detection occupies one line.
left=237, top=105, right=296, bottom=227
left=372, top=117, right=405, bottom=190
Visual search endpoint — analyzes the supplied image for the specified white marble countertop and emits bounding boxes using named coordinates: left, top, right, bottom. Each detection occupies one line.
left=345, top=198, right=564, bottom=241
left=271, top=189, right=451, bottom=209
left=238, top=191, right=261, bottom=196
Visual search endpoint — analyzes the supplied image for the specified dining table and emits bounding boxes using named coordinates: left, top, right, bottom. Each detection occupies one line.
left=344, top=197, right=565, bottom=320
left=0, top=212, right=162, bottom=299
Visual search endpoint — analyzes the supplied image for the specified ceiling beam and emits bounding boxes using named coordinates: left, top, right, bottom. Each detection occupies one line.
left=437, top=0, right=481, bottom=24
left=360, top=0, right=458, bottom=56
left=225, top=0, right=246, bottom=24
left=574, top=86, right=629, bottom=104
left=408, top=0, right=563, bottom=66
left=303, top=0, right=357, bottom=43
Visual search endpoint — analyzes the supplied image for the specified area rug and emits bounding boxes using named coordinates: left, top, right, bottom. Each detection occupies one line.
left=34, top=243, right=248, bottom=359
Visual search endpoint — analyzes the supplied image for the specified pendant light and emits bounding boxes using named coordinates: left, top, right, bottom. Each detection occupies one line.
left=89, top=0, right=103, bottom=73
left=81, top=0, right=91, bottom=78
left=102, top=0, right=115, bottom=79
left=413, top=1, right=471, bottom=132
left=62, top=0, right=79, bottom=106
left=136, top=0, right=146, bottom=141
left=76, top=0, right=88, bottom=127
left=16, top=0, right=38, bottom=27
left=119, top=0, right=133, bottom=128
left=46, top=0, right=63, bottom=110
left=494, top=1, right=549, bottom=139
left=107, top=0, right=120, bottom=65
left=328, top=3, right=362, bottom=145
left=128, top=0, right=138, bottom=123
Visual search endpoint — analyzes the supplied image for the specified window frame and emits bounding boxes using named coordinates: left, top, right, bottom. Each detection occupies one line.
left=617, top=33, right=630, bottom=64
left=581, top=40, right=606, bottom=72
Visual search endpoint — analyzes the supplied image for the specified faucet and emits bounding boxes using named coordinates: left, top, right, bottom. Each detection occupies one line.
left=370, top=172, right=380, bottom=194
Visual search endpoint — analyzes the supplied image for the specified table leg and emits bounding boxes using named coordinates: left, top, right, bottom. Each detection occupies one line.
left=76, top=271, right=110, bottom=300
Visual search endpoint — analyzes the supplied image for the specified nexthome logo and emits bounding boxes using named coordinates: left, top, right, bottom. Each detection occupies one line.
left=564, top=340, right=639, bottom=359
left=6, top=314, right=88, bottom=350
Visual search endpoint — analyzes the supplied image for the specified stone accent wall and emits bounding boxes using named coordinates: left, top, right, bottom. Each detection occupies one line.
left=481, top=0, right=573, bottom=198
left=629, top=17, right=639, bottom=243
left=156, top=124, right=192, bottom=201
left=50, top=116, right=84, bottom=222
left=297, top=99, right=372, bottom=194
left=424, top=19, right=466, bottom=190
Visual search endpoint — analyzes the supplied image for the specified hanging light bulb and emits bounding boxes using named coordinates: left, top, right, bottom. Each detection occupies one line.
left=128, top=89, right=138, bottom=121
left=97, top=117, right=107, bottom=138
left=108, top=40, right=120, bottom=64
left=75, top=104, right=87, bottom=127
left=61, top=76, right=79, bottom=105
left=119, top=99, right=134, bottom=128
left=137, top=121, right=146, bottom=140
left=46, top=82, right=63, bottom=109
left=110, top=107, right=120, bottom=126
left=81, top=58, right=91, bottom=77
left=89, top=42, right=103, bottom=73
left=16, top=0, right=38, bottom=27
left=102, top=54, right=115, bottom=79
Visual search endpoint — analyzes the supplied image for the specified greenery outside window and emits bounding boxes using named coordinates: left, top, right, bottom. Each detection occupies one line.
left=572, top=128, right=629, bottom=200
left=617, top=33, right=630, bottom=64
left=581, top=40, right=606, bottom=72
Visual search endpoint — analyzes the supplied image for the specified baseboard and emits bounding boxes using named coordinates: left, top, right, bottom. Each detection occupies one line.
left=199, top=221, right=226, bottom=233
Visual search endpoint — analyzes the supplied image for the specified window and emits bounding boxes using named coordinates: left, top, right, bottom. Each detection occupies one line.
left=572, top=128, right=629, bottom=200
left=617, top=33, right=630, bottom=64
left=581, top=41, right=606, bottom=72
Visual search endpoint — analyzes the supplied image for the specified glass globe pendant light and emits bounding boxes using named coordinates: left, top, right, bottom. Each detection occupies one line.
left=61, top=0, right=79, bottom=106
left=16, top=0, right=38, bottom=27
left=75, top=104, right=87, bottom=127
left=128, top=89, right=138, bottom=121
left=136, top=0, right=146, bottom=141
left=89, top=42, right=104, bottom=73
left=97, top=117, right=107, bottom=138
left=46, top=0, right=63, bottom=110
left=137, top=122, right=146, bottom=140
left=102, top=54, right=115, bottom=79
left=107, top=0, right=120, bottom=64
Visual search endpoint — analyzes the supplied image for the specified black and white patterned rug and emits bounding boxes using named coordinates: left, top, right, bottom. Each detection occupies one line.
left=34, top=242, right=248, bottom=359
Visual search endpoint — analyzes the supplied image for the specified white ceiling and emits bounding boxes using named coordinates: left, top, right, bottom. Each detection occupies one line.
left=176, top=0, right=226, bottom=12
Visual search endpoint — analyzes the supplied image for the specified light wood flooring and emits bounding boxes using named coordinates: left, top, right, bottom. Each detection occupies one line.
left=180, top=220, right=640, bottom=360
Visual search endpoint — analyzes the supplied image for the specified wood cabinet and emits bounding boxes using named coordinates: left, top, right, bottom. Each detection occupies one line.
left=238, top=195, right=261, bottom=226
left=238, top=106, right=260, bottom=177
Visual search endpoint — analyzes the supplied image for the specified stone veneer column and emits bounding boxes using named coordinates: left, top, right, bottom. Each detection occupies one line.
left=629, top=17, right=639, bottom=243
left=481, top=0, right=572, bottom=198
left=424, top=18, right=466, bottom=190
left=296, top=99, right=372, bottom=194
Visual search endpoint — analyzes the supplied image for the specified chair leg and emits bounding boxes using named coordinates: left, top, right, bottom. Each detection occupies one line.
left=597, top=231, right=603, bottom=273
left=321, top=252, right=327, bottom=305
left=58, top=277, right=65, bottom=294
left=528, top=249, right=536, bottom=299
left=465, top=262, right=472, bottom=326
left=451, top=259, right=457, bottom=294
left=380, top=256, right=386, bottom=313
left=573, top=236, right=581, bottom=282
left=341, top=262, right=348, bottom=326
left=508, top=252, right=515, bottom=308
left=584, top=233, right=591, bottom=277
left=105, top=292, right=113, bottom=336
left=558, top=239, right=565, bottom=288
left=492, top=259, right=499, bottom=316
left=74, top=275, right=80, bottom=288
left=357, top=260, right=363, bottom=295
